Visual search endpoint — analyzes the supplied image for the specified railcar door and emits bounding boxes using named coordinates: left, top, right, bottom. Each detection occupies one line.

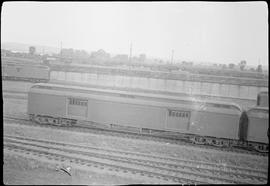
left=166, top=109, right=191, bottom=131
left=67, top=97, right=88, bottom=118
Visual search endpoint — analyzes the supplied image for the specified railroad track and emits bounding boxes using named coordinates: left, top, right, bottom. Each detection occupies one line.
left=4, top=135, right=267, bottom=184
left=3, top=115, right=268, bottom=157
left=4, top=137, right=206, bottom=184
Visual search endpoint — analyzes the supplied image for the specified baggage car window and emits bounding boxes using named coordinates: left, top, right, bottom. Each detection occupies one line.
left=167, top=109, right=191, bottom=130
left=16, top=67, right=21, bottom=72
left=169, top=110, right=190, bottom=118
left=68, top=98, right=88, bottom=106
left=67, top=98, right=88, bottom=118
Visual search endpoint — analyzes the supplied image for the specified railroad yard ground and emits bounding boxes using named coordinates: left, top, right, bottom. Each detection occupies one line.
left=4, top=154, right=141, bottom=185
left=2, top=80, right=269, bottom=184
left=3, top=121, right=268, bottom=185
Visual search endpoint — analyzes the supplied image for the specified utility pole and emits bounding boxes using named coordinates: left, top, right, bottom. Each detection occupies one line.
left=129, top=42, right=132, bottom=62
left=60, top=41, right=62, bottom=59
left=170, top=49, right=174, bottom=64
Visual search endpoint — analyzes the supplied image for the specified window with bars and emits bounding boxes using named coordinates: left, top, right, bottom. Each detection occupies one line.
left=16, top=67, right=21, bottom=72
left=68, top=98, right=88, bottom=107
left=168, top=110, right=190, bottom=118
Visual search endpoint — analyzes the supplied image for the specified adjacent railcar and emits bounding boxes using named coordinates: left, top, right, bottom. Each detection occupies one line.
left=257, top=91, right=268, bottom=107
left=244, top=91, right=269, bottom=151
left=28, top=83, right=243, bottom=144
left=1, top=62, right=50, bottom=82
left=246, top=107, right=268, bottom=144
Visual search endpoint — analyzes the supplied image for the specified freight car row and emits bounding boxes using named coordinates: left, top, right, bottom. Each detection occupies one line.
left=1, top=61, right=268, bottom=87
left=50, top=64, right=268, bottom=87
left=27, top=83, right=269, bottom=153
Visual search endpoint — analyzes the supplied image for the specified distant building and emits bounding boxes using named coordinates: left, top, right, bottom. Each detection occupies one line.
left=1, top=49, right=11, bottom=57
left=90, top=49, right=110, bottom=62
left=112, top=54, right=129, bottom=62
left=131, top=56, right=139, bottom=62
left=29, top=46, right=36, bottom=55
left=228, top=63, right=236, bottom=69
left=60, top=48, right=74, bottom=58
left=73, top=49, right=90, bottom=59
left=139, top=54, right=146, bottom=62
left=181, top=61, right=193, bottom=66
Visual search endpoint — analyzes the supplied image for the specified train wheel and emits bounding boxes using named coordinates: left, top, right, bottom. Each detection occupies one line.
left=71, top=120, right=77, bottom=125
left=193, top=136, right=206, bottom=145
left=35, top=116, right=47, bottom=124
left=211, top=139, right=225, bottom=147
left=29, top=114, right=35, bottom=121
left=218, top=140, right=230, bottom=148
left=48, top=117, right=60, bottom=126
left=253, top=144, right=268, bottom=153
left=60, top=118, right=76, bottom=126
left=60, top=118, right=70, bottom=126
left=222, top=140, right=230, bottom=148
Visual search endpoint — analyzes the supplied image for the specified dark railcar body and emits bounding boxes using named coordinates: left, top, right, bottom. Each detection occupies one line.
left=257, top=91, right=268, bottom=107
left=246, top=107, right=268, bottom=144
left=2, top=62, right=50, bottom=82
left=28, top=83, right=242, bottom=140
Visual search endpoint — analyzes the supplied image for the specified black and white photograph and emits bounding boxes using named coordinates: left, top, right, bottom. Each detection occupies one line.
left=1, top=1, right=268, bottom=185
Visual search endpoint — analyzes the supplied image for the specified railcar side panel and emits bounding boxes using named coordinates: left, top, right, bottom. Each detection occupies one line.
left=189, top=111, right=240, bottom=139
left=257, top=92, right=268, bottom=107
left=87, top=99, right=167, bottom=130
left=67, top=97, right=88, bottom=118
left=28, top=83, right=246, bottom=142
left=165, top=109, right=191, bottom=132
left=28, top=92, right=66, bottom=117
left=246, top=108, right=269, bottom=143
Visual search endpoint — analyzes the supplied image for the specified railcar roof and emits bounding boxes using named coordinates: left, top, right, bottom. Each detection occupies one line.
left=247, top=106, right=269, bottom=111
left=30, top=83, right=242, bottom=111
left=3, top=62, right=49, bottom=69
left=258, top=91, right=268, bottom=95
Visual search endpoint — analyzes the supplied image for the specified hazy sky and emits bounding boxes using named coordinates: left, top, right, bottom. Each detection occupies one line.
left=1, top=2, right=268, bottom=66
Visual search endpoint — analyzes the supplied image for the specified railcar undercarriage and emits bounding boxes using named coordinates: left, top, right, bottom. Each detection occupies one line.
left=29, top=114, right=269, bottom=154
left=29, top=114, right=77, bottom=127
left=189, top=135, right=268, bottom=153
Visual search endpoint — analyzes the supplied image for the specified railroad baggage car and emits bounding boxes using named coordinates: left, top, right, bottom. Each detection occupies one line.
left=28, top=83, right=241, bottom=138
